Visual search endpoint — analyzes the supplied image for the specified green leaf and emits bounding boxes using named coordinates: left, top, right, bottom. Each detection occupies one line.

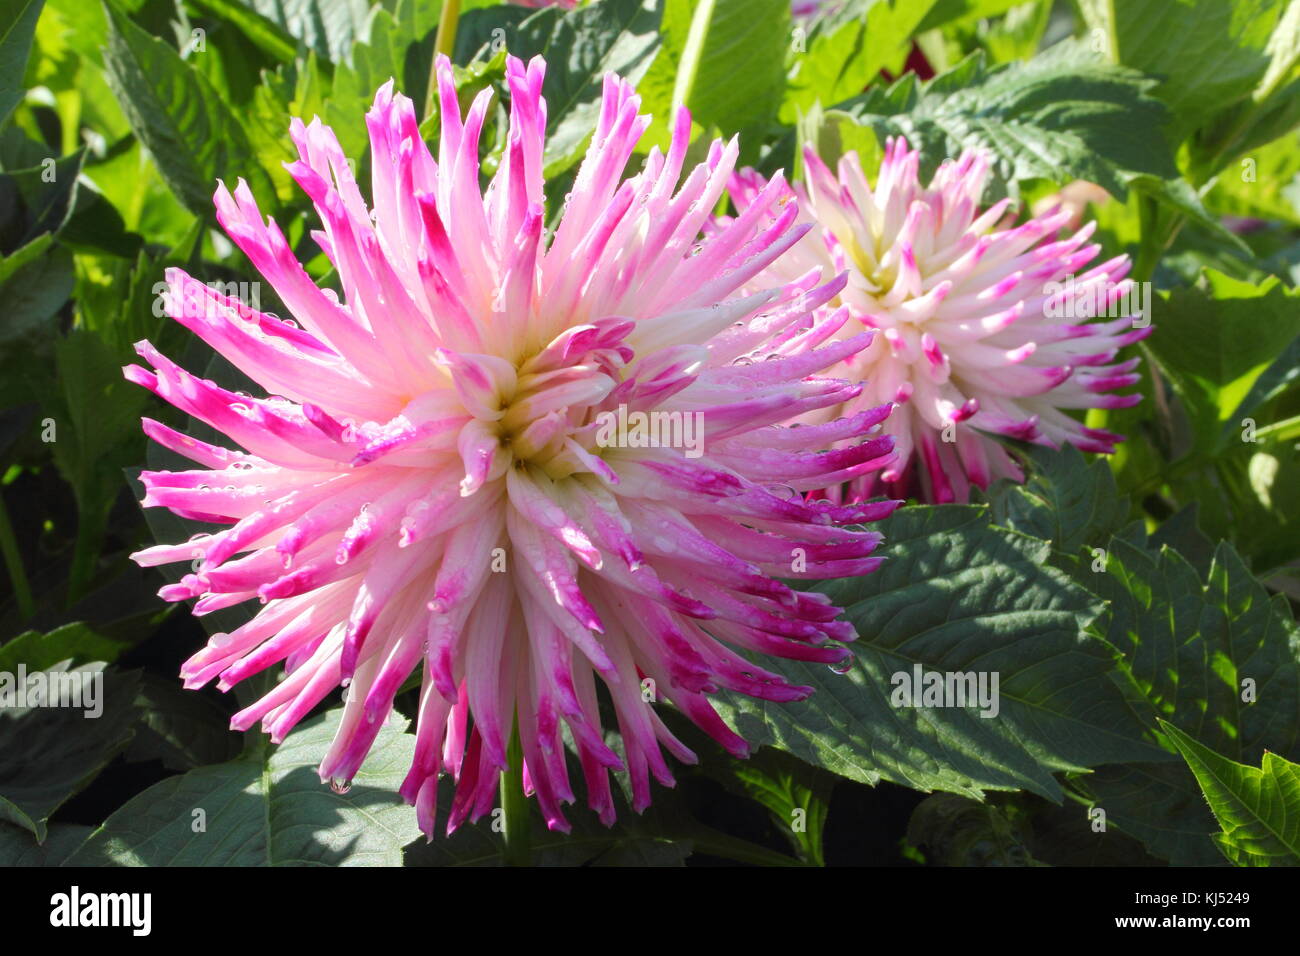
left=513, top=0, right=664, bottom=177
left=906, top=792, right=1044, bottom=865
left=783, top=0, right=939, bottom=123
left=79, top=139, right=197, bottom=250
left=667, top=0, right=789, bottom=142
left=711, top=747, right=833, bottom=865
left=47, top=327, right=156, bottom=554
left=455, top=0, right=664, bottom=177
left=971, top=1, right=1052, bottom=65
left=69, top=708, right=420, bottom=865
left=452, top=3, right=536, bottom=63
left=834, top=38, right=1213, bottom=227
left=124, top=674, right=241, bottom=772
left=1204, top=131, right=1300, bottom=226
left=714, top=505, right=1164, bottom=803
left=0, top=0, right=44, bottom=125
left=248, top=53, right=329, bottom=203
left=0, top=234, right=72, bottom=349
left=990, top=443, right=1130, bottom=557
left=0, top=149, right=85, bottom=247
left=797, top=102, right=883, bottom=180
left=1147, top=268, right=1300, bottom=451
left=915, top=0, right=1025, bottom=32
left=1162, top=721, right=1300, bottom=866
left=0, top=822, right=91, bottom=865
left=1147, top=504, right=1216, bottom=578
left=1091, top=537, right=1300, bottom=759
left=0, top=622, right=130, bottom=672
left=1068, top=534, right=1300, bottom=864
left=322, top=6, right=405, bottom=160
left=1079, top=0, right=1297, bottom=154
left=1074, top=761, right=1225, bottom=865
left=188, top=0, right=301, bottom=65
left=101, top=1, right=274, bottom=216
left=0, top=663, right=141, bottom=842
left=242, top=0, right=376, bottom=65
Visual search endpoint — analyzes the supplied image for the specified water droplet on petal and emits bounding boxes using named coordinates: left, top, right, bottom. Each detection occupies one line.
left=330, top=778, right=352, bottom=795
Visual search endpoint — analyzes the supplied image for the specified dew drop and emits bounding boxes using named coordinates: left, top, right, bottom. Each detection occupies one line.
left=829, top=657, right=854, bottom=675
left=329, top=778, right=352, bottom=795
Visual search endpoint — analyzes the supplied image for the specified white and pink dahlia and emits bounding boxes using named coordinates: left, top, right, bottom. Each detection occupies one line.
left=126, top=55, right=899, bottom=836
left=726, top=138, right=1151, bottom=503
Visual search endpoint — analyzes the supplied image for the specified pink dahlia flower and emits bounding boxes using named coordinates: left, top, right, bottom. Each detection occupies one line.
left=725, top=138, right=1151, bottom=503
left=127, top=55, right=899, bottom=836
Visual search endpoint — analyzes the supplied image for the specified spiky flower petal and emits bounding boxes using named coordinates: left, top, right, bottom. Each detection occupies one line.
left=726, top=138, right=1151, bottom=503
left=128, top=56, right=898, bottom=836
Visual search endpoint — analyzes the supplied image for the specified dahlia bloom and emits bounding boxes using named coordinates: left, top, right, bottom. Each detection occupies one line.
left=127, top=55, right=899, bottom=836
left=725, top=138, right=1151, bottom=503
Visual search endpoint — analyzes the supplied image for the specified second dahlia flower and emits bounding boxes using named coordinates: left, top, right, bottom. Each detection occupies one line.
left=727, top=138, right=1151, bottom=503
left=127, top=55, right=899, bottom=836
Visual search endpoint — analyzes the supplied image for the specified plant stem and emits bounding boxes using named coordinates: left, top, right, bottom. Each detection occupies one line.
left=671, top=0, right=716, bottom=118
left=65, top=503, right=107, bottom=610
left=688, top=826, right=812, bottom=866
left=0, top=495, right=35, bottom=621
left=1255, top=414, right=1300, bottom=444
left=500, top=721, right=531, bottom=866
left=426, top=0, right=462, bottom=119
